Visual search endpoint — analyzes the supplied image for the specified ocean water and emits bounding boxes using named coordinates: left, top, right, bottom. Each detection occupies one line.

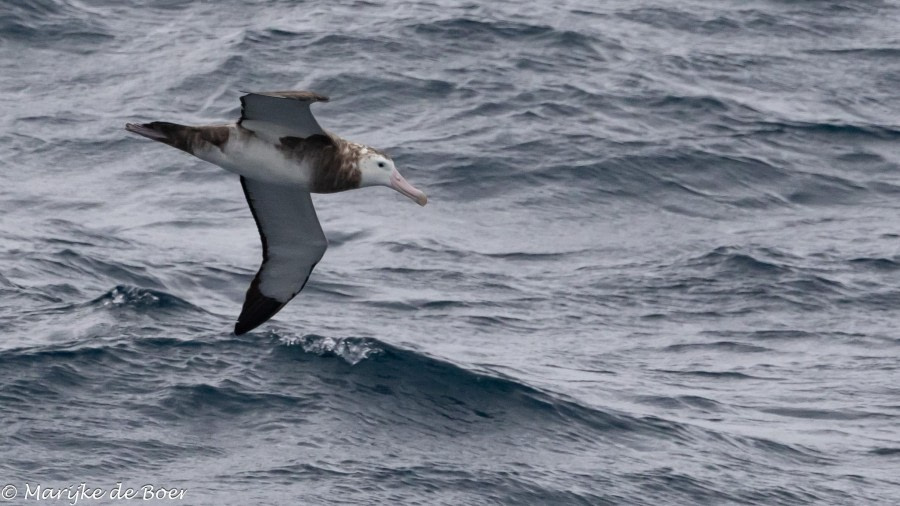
left=1, top=0, right=899, bottom=504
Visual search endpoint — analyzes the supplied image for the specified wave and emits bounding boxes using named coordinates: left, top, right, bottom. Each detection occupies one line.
left=664, top=341, right=771, bottom=353
left=408, top=18, right=556, bottom=42
left=28, top=248, right=165, bottom=291
left=0, top=332, right=678, bottom=439
left=805, top=47, right=900, bottom=58
left=0, top=322, right=847, bottom=504
left=848, top=257, right=900, bottom=271
left=0, top=0, right=113, bottom=49
left=428, top=137, right=883, bottom=213
left=89, top=285, right=203, bottom=313
left=617, top=6, right=835, bottom=38
left=276, top=334, right=663, bottom=436
left=632, top=245, right=863, bottom=316
left=0, top=333, right=831, bottom=465
left=281, top=334, right=384, bottom=365
left=757, top=120, right=900, bottom=141
left=685, top=246, right=794, bottom=276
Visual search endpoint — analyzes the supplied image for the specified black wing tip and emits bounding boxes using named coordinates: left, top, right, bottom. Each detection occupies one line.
left=233, top=280, right=287, bottom=336
left=233, top=300, right=285, bottom=335
left=233, top=320, right=258, bottom=336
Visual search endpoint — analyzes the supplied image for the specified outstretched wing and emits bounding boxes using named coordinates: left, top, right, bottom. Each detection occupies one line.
left=239, top=91, right=329, bottom=141
left=235, top=176, right=328, bottom=335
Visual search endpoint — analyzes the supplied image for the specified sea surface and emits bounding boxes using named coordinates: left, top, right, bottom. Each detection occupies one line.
left=1, top=0, right=899, bottom=504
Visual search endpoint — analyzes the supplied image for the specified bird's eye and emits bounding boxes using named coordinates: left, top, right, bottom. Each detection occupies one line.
left=377, top=162, right=385, bottom=168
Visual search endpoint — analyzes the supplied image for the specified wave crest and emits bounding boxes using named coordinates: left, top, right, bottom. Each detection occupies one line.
left=281, top=334, right=384, bottom=365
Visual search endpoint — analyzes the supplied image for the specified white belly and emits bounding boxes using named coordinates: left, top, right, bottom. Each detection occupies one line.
left=196, top=127, right=314, bottom=188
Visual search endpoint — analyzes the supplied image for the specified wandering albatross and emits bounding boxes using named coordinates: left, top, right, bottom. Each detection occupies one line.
left=125, top=91, right=427, bottom=335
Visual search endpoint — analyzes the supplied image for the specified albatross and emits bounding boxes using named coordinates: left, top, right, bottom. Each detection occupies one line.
left=125, top=91, right=427, bottom=335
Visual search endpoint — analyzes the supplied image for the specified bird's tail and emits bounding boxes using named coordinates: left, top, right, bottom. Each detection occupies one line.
left=125, top=121, right=183, bottom=143
left=125, top=121, right=230, bottom=155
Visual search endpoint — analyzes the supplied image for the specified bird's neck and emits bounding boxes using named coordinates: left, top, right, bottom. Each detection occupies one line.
left=308, top=135, right=363, bottom=193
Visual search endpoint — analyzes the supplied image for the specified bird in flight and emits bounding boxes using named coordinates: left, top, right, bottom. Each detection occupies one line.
left=126, top=91, right=427, bottom=335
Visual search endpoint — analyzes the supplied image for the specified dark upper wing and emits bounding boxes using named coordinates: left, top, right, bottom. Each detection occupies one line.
left=235, top=176, right=328, bottom=335
left=238, top=90, right=330, bottom=140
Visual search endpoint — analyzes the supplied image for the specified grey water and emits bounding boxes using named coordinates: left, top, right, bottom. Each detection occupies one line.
left=1, top=0, right=899, bottom=504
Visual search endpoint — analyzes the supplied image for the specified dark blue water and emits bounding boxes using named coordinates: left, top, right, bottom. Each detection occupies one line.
left=2, top=1, right=899, bottom=504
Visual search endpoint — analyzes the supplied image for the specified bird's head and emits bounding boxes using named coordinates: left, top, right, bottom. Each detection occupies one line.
left=358, top=151, right=427, bottom=206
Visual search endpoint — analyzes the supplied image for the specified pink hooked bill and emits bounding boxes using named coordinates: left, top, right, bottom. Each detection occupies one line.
left=390, top=169, right=428, bottom=206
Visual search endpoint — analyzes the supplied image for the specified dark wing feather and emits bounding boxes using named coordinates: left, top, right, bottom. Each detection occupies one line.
left=239, top=91, right=329, bottom=139
left=235, top=176, right=328, bottom=335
